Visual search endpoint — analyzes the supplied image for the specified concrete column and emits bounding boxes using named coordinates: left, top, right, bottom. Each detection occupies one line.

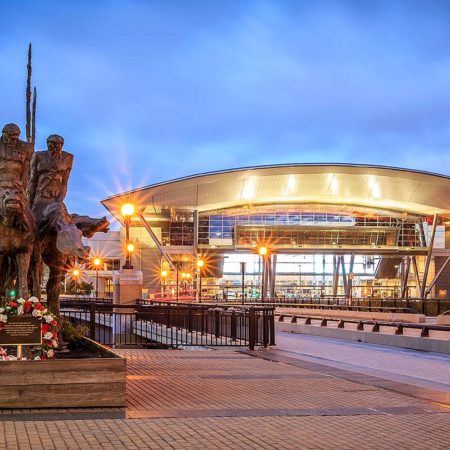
left=269, top=254, right=277, bottom=300
left=113, top=269, right=144, bottom=305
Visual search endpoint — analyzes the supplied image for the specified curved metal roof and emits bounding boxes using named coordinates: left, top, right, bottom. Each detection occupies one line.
left=101, top=163, right=450, bottom=220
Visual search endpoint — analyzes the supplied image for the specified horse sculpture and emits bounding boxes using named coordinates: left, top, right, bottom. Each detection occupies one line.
left=0, top=187, right=36, bottom=299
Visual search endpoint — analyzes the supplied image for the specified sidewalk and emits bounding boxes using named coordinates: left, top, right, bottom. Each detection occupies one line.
left=0, top=348, right=449, bottom=449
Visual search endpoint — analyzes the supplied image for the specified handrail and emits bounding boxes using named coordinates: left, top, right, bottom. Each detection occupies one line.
left=275, top=312, right=450, bottom=336
left=250, top=303, right=418, bottom=314
left=135, top=296, right=450, bottom=316
left=136, top=299, right=275, bottom=312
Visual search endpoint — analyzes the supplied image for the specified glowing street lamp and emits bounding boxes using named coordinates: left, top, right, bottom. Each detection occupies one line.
left=93, top=257, right=102, bottom=299
left=121, top=203, right=135, bottom=217
left=121, top=203, right=135, bottom=269
left=72, top=268, right=81, bottom=298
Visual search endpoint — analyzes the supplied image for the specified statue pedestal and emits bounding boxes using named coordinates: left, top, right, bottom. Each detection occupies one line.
left=113, top=269, right=143, bottom=305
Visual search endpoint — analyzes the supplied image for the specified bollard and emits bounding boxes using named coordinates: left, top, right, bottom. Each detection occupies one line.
left=420, top=327, right=429, bottom=337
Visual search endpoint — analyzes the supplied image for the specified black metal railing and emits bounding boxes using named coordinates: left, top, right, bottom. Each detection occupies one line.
left=262, top=303, right=418, bottom=314
left=59, top=296, right=113, bottom=303
left=60, top=302, right=275, bottom=350
left=144, top=296, right=450, bottom=316
left=137, top=298, right=418, bottom=314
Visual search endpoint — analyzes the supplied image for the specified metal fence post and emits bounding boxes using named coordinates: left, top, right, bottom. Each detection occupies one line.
left=269, top=308, right=275, bottom=346
left=231, top=311, right=237, bottom=341
left=248, top=307, right=256, bottom=351
left=215, top=309, right=220, bottom=338
left=263, top=311, right=268, bottom=347
left=188, top=307, right=193, bottom=333
left=89, top=303, right=96, bottom=340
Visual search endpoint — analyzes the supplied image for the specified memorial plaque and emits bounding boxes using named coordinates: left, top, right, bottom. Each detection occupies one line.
left=0, top=316, right=42, bottom=345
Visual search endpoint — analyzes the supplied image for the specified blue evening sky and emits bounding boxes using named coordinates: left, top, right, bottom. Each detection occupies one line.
left=1, top=0, right=450, bottom=223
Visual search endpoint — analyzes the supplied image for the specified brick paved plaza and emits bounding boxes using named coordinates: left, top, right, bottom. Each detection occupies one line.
left=1, top=346, right=449, bottom=449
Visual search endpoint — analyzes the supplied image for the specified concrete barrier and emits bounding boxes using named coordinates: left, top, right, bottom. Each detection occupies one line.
left=437, top=315, right=450, bottom=326
left=276, top=308, right=426, bottom=323
left=276, top=322, right=450, bottom=354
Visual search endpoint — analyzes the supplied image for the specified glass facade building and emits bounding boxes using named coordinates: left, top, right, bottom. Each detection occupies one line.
left=101, top=164, right=450, bottom=299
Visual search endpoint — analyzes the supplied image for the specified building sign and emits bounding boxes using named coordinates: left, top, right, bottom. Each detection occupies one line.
left=0, top=316, right=42, bottom=346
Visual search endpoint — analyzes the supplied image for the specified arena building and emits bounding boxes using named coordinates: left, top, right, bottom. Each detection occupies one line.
left=99, top=164, right=450, bottom=301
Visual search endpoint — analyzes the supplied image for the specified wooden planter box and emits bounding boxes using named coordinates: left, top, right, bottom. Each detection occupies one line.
left=0, top=339, right=126, bottom=409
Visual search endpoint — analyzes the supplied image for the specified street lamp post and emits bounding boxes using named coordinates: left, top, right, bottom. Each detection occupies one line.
left=121, top=203, right=135, bottom=269
left=93, top=257, right=102, bottom=299
left=161, top=270, right=168, bottom=298
left=298, top=264, right=302, bottom=299
left=186, top=273, right=191, bottom=296
left=181, top=272, right=187, bottom=296
left=240, top=261, right=246, bottom=305
left=197, top=259, right=204, bottom=302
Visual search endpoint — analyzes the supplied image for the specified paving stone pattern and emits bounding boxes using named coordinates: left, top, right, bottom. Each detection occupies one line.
left=0, top=349, right=449, bottom=449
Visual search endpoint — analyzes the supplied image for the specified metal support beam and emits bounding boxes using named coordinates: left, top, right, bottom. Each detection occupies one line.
left=136, top=210, right=177, bottom=271
left=340, top=256, right=348, bottom=297
left=193, top=210, right=199, bottom=257
left=411, top=256, right=421, bottom=297
left=332, top=256, right=340, bottom=297
left=269, top=254, right=277, bottom=300
left=401, top=256, right=411, bottom=299
left=347, top=254, right=355, bottom=298
left=418, top=221, right=427, bottom=248
left=425, top=255, right=450, bottom=297
left=420, top=214, right=438, bottom=300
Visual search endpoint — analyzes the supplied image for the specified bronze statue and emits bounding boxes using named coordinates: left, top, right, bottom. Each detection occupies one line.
left=28, top=135, right=108, bottom=315
left=0, top=124, right=35, bottom=299
left=0, top=45, right=110, bottom=315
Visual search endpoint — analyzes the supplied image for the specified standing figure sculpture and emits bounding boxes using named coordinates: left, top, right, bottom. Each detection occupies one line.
left=0, top=124, right=35, bottom=299
left=28, top=135, right=90, bottom=314
left=28, top=134, right=73, bottom=220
